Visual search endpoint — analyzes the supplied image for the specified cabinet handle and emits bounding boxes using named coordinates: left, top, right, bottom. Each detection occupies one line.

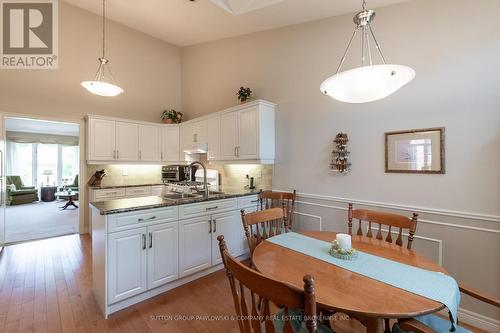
left=234, top=146, right=237, bottom=157
left=206, top=206, right=218, bottom=211
left=161, top=152, right=164, bottom=160
left=113, top=150, right=116, bottom=159
left=139, top=151, right=142, bottom=160
left=149, top=232, right=153, bottom=249
left=142, top=234, right=146, bottom=250
left=138, top=215, right=156, bottom=222
left=194, top=133, right=198, bottom=143
left=208, top=219, right=212, bottom=233
left=117, top=150, right=120, bottom=159
left=251, top=199, right=259, bottom=203
left=213, top=219, right=217, bottom=233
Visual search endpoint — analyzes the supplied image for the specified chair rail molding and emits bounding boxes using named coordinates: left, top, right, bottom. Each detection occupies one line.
left=292, top=191, right=500, bottom=223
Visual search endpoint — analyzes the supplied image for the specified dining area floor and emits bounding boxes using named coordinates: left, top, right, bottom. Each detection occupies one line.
left=0, top=233, right=486, bottom=333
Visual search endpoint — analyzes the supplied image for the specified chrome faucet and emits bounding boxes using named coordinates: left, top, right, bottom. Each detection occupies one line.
left=189, top=161, right=209, bottom=198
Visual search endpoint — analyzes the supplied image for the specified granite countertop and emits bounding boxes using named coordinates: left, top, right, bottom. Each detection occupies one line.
left=90, top=189, right=261, bottom=215
left=88, top=183, right=165, bottom=189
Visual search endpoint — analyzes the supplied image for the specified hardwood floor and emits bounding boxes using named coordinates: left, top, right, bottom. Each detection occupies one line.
left=0, top=234, right=486, bottom=333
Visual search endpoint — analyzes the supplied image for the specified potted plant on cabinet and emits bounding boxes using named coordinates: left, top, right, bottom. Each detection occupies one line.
left=236, top=86, right=253, bottom=103
left=161, top=109, right=183, bottom=124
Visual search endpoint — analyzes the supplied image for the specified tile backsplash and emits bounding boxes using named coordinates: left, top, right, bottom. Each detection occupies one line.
left=86, top=162, right=273, bottom=191
left=87, top=164, right=163, bottom=187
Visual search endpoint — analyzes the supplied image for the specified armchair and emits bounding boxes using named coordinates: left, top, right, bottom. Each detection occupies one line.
left=6, top=176, right=39, bottom=206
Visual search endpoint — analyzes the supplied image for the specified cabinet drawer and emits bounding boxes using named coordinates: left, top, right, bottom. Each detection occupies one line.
left=126, top=186, right=151, bottom=197
left=94, top=188, right=126, bottom=201
left=238, top=195, right=260, bottom=209
left=151, top=185, right=165, bottom=196
left=108, top=207, right=178, bottom=233
left=179, top=199, right=237, bottom=219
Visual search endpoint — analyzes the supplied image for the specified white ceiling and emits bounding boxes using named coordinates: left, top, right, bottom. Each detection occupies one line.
left=6, top=118, right=80, bottom=137
left=62, top=0, right=408, bottom=47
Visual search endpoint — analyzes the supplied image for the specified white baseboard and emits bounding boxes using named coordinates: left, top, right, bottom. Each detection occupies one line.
left=459, top=308, right=500, bottom=333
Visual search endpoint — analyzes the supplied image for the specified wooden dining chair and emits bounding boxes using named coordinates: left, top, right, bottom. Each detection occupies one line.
left=259, top=190, right=296, bottom=229
left=241, top=204, right=288, bottom=254
left=348, top=203, right=418, bottom=250
left=395, top=284, right=500, bottom=333
left=217, top=235, right=331, bottom=333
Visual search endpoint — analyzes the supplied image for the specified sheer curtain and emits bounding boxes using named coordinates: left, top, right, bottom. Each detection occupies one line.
left=6, top=141, right=78, bottom=187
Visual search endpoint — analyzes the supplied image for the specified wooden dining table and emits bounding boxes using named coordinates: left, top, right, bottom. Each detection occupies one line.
left=252, top=231, right=447, bottom=333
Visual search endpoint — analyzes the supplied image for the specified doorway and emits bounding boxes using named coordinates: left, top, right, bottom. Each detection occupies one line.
left=3, top=117, right=80, bottom=243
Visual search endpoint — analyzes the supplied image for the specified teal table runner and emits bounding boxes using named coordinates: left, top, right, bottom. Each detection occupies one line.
left=266, top=232, right=460, bottom=330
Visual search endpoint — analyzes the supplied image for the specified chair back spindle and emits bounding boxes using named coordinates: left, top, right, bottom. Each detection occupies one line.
left=259, top=190, right=296, bottom=229
left=241, top=204, right=288, bottom=254
left=347, top=203, right=418, bottom=249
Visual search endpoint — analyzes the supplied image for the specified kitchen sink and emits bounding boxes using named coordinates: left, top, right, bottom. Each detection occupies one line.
left=163, top=193, right=201, bottom=200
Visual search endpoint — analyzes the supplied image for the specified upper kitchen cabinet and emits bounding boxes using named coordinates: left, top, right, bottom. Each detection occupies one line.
left=206, top=115, right=220, bottom=161
left=138, top=124, right=160, bottom=162
left=87, top=116, right=178, bottom=164
left=180, top=116, right=221, bottom=161
left=160, top=126, right=180, bottom=163
left=220, top=100, right=276, bottom=163
left=116, top=122, right=139, bottom=161
left=88, top=118, right=116, bottom=161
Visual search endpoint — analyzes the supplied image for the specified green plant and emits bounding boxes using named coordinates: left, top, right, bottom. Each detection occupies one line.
left=161, top=109, right=183, bottom=123
left=236, top=86, right=252, bottom=102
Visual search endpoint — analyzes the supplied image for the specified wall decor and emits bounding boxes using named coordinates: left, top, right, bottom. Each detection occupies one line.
left=331, top=133, right=351, bottom=174
left=385, top=127, right=445, bottom=174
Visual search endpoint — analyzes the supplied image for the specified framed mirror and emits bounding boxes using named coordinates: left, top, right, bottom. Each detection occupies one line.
left=385, top=127, right=445, bottom=174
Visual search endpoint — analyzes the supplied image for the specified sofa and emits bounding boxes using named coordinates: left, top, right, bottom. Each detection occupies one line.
left=6, top=176, right=39, bottom=206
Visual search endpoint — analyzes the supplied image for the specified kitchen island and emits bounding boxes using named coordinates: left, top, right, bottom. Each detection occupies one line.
left=90, top=190, right=259, bottom=318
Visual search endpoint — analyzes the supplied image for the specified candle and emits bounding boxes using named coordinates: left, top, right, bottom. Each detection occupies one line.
left=336, top=233, right=352, bottom=250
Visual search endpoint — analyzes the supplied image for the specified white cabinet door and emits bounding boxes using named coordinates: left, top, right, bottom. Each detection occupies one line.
left=211, top=211, right=239, bottom=265
left=193, top=120, right=207, bottom=144
left=179, top=216, right=212, bottom=277
left=179, top=123, right=194, bottom=160
left=108, top=227, right=147, bottom=304
left=116, top=122, right=139, bottom=161
left=238, top=106, right=259, bottom=159
left=147, top=222, right=178, bottom=289
left=138, top=125, right=160, bottom=162
left=220, top=112, right=238, bottom=160
left=88, top=118, right=116, bottom=161
left=206, top=116, right=220, bottom=160
left=161, top=126, right=180, bottom=162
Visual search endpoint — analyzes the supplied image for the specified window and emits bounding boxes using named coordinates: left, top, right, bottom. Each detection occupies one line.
left=7, top=143, right=34, bottom=186
left=62, top=146, right=79, bottom=184
left=37, top=144, right=58, bottom=187
left=7, top=142, right=79, bottom=188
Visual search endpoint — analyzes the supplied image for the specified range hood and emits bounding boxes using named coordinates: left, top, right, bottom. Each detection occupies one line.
left=183, top=143, right=208, bottom=154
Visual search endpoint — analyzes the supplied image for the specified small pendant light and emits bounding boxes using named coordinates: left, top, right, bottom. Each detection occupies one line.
left=81, top=0, right=124, bottom=97
left=320, top=0, right=415, bottom=103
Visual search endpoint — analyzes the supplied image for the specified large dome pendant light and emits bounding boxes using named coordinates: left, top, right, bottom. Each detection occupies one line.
left=81, top=0, right=124, bottom=97
left=320, top=0, right=415, bottom=103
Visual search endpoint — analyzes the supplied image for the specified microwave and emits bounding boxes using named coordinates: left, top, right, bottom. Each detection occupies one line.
left=162, top=165, right=190, bottom=183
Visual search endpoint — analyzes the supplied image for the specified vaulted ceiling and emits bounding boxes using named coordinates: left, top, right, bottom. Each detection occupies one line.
left=62, top=0, right=408, bottom=46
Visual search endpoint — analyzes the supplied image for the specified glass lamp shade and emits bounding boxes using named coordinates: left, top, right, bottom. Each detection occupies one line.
left=81, top=80, right=124, bottom=97
left=320, top=64, right=415, bottom=103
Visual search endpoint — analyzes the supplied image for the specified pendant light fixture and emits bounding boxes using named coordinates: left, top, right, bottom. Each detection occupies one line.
left=81, top=0, right=123, bottom=97
left=320, top=0, right=415, bottom=103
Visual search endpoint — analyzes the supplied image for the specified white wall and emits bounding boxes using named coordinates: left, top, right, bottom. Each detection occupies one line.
left=181, top=0, right=500, bottom=326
